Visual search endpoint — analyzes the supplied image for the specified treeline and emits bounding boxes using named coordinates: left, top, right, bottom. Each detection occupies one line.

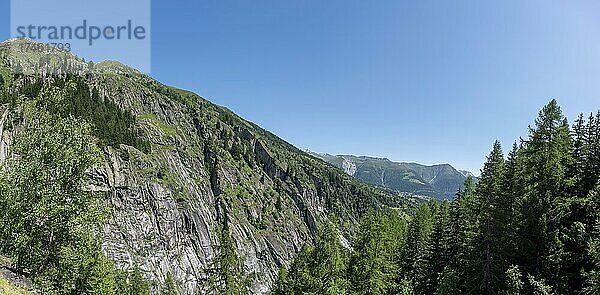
left=274, top=100, right=600, bottom=295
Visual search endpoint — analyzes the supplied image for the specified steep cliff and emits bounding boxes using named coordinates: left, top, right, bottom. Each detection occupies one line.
left=0, top=39, right=411, bottom=294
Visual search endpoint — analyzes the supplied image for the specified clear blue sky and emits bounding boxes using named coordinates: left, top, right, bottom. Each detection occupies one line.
left=2, top=1, right=600, bottom=174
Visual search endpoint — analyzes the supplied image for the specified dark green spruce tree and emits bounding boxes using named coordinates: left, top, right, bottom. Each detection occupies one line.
left=515, top=99, right=573, bottom=293
left=475, top=141, right=507, bottom=294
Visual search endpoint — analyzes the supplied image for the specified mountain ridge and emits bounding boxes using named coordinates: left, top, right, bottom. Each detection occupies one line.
left=309, top=151, right=477, bottom=200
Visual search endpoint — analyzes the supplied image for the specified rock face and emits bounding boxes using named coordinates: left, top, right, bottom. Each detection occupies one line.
left=341, top=158, right=358, bottom=176
left=0, top=39, right=408, bottom=294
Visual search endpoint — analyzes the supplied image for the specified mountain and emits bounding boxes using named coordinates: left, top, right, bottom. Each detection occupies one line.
left=310, top=152, right=476, bottom=200
left=398, top=162, right=476, bottom=199
left=459, top=169, right=478, bottom=178
left=0, top=39, right=412, bottom=294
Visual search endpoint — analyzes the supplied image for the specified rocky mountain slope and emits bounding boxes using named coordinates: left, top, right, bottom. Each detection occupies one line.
left=397, top=162, right=475, bottom=199
left=311, top=152, right=475, bottom=200
left=0, top=39, right=412, bottom=294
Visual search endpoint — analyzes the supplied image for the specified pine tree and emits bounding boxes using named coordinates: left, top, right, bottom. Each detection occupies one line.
left=583, top=186, right=600, bottom=294
left=516, top=99, right=573, bottom=293
left=584, top=218, right=600, bottom=294
left=451, top=176, right=481, bottom=293
left=402, top=202, right=436, bottom=294
left=425, top=201, right=453, bottom=293
left=272, top=222, right=349, bottom=295
left=571, top=114, right=588, bottom=196
left=502, top=265, right=524, bottom=295
left=129, top=265, right=151, bottom=295
left=160, top=272, right=178, bottom=295
left=208, top=224, right=250, bottom=295
left=582, top=112, right=600, bottom=194
left=502, top=142, right=522, bottom=265
left=475, top=141, right=507, bottom=294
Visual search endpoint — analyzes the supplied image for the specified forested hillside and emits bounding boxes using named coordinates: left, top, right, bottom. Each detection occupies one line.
left=274, top=100, right=600, bottom=295
left=0, top=39, right=414, bottom=294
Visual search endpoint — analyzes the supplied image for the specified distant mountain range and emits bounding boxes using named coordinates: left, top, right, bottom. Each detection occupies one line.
left=309, top=152, right=478, bottom=200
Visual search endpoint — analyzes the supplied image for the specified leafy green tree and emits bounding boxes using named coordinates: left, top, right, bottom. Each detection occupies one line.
left=271, top=268, right=294, bottom=295
left=271, top=245, right=316, bottom=294
left=0, top=101, right=117, bottom=294
left=129, top=265, right=151, bottom=295
left=113, top=265, right=151, bottom=295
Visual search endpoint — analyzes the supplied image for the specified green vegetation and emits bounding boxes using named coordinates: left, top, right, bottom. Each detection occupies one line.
left=115, top=265, right=151, bottom=295
left=1, top=41, right=414, bottom=295
left=0, top=72, right=150, bottom=153
left=8, top=41, right=599, bottom=295
left=160, top=272, right=178, bottom=295
left=139, top=113, right=178, bottom=137
left=0, top=76, right=152, bottom=294
left=0, top=101, right=116, bottom=294
left=35, top=75, right=151, bottom=153
left=272, top=222, right=350, bottom=295
left=275, top=100, right=600, bottom=295
left=0, top=276, right=31, bottom=295
left=204, top=223, right=251, bottom=294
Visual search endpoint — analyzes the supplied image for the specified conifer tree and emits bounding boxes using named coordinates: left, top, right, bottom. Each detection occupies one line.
left=209, top=224, right=250, bottom=295
left=502, top=265, right=524, bottom=295
left=161, top=272, right=178, bottom=295
left=273, top=222, right=349, bottom=295
left=403, top=202, right=437, bottom=294
left=453, top=176, right=481, bottom=293
left=516, top=100, right=573, bottom=293
left=476, top=141, right=507, bottom=294
left=350, top=210, right=404, bottom=294
left=424, top=201, right=452, bottom=293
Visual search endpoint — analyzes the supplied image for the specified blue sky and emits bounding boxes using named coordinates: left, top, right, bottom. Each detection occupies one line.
left=2, top=1, right=600, bottom=174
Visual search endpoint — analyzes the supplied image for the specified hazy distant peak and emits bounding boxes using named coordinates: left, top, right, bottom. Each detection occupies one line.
left=310, top=151, right=477, bottom=200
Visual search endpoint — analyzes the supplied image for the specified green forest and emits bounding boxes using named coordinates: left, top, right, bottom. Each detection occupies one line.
left=273, top=100, right=600, bottom=295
